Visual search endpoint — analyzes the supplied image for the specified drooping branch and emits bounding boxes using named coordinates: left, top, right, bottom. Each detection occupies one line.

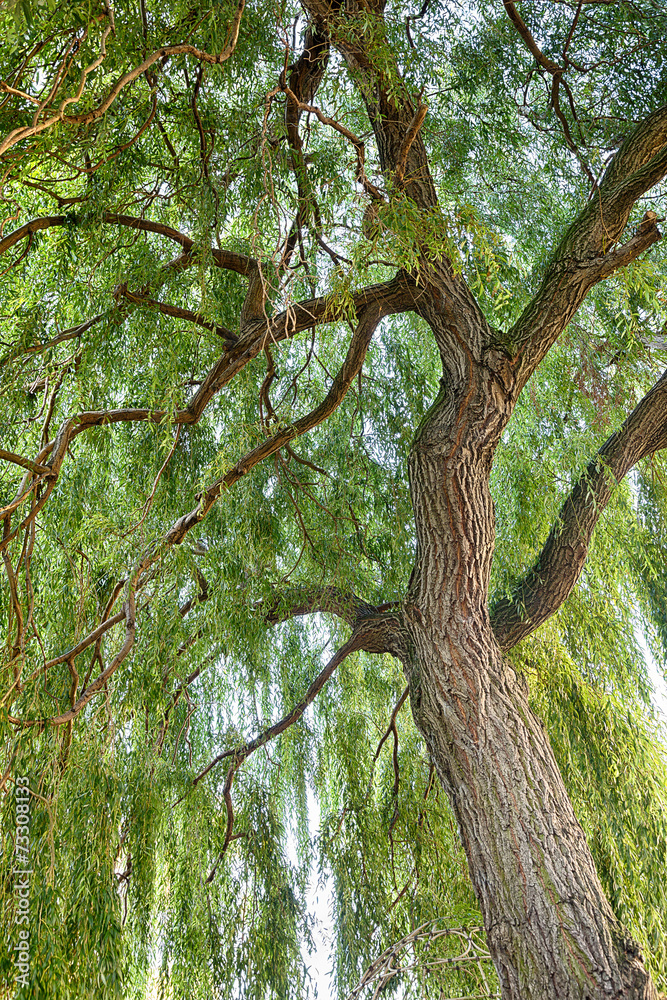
left=6, top=299, right=405, bottom=726
left=0, top=215, right=69, bottom=258
left=0, top=213, right=252, bottom=275
left=163, top=300, right=396, bottom=545
left=0, top=270, right=415, bottom=549
left=189, top=628, right=370, bottom=793
left=9, top=585, right=137, bottom=727
left=365, top=686, right=409, bottom=810
left=491, top=365, right=667, bottom=650
left=104, top=214, right=252, bottom=275
left=186, top=620, right=398, bottom=882
left=0, top=0, right=245, bottom=157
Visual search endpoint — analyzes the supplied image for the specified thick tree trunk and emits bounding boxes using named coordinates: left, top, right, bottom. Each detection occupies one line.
left=401, top=316, right=658, bottom=999
left=404, top=622, right=656, bottom=1000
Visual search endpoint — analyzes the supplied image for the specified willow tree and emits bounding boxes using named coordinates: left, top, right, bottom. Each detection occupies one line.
left=2, top=0, right=667, bottom=998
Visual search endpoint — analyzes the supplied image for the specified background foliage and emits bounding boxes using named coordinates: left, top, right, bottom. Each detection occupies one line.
left=1, top=0, right=667, bottom=997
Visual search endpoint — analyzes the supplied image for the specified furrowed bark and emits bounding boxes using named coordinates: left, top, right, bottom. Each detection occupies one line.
left=393, top=135, right=666, bottom=991
left=403, top=619, right=657, bottom=1000
left=491, top=365, right=667, bottom=650
left=300, top=0, right=437, bottom=207
left=401, top=349, right=658, bottom=998
left=509, top=105, right=667, bottom=389
left=298, top=3, right=665, bottom=992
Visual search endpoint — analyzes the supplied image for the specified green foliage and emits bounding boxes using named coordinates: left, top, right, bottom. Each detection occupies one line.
left=1, top=0, right=667, bottom=998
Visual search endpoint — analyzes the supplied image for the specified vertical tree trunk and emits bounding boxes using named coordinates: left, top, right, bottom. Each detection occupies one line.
left=401, top=338, right=658, bottom=1000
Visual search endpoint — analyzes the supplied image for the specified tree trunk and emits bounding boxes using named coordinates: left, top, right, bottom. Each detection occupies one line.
left=404, top=622, right=656, bottom=1000
left=400, top=317, right=658, bottom=1000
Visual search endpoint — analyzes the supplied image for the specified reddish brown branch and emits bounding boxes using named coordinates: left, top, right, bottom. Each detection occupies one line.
left=197, top=628, right=371, bottom=882
left=503, top=2, right=562, bottom=74
left=263, top=584, right=379, bottom=628
left=0, top=0, right=245, bottom=156
left=9, top=589, right=136, bottom=727
left=0, top=449, right=51, bottom=475
left=278, top=84, right=384, bottom=202
left=395, top=104, right=428, bottom=186
left=509, top=103, right=667, bottom=390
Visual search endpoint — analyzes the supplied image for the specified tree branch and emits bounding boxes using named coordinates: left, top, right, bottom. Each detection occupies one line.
left=0, top=0, right=245, bottom=157
left=187, top=611, right=402, bottom=883
left=176, top=624, right=378, bottom=882
left=301, top=0, right=437, bottom=208
left=164, top=295, right=408, bottom=546
left=263, top=584, right=378, bottom=627
left=0, top=448, right=51, bottom=475
left=0, top=213, right=252, bottom=275
left=6, top=299, right=405, bottom=726
left=503, top=2, right=562, bottom=74
left=114, top=285, right=238, bottom=345
left=508, top=104, right=667, bottom=389
left=190, top=628, right=367, bottom=793
left=10, top=587, right=136, bottom=727
left=491, top=365, right=667, bottom=650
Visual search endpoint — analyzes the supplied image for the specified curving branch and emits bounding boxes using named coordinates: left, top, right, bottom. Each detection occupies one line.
left=491, top=365, right=667, bottom=650
left=300, top=0, right=437, bottom=208
left=163, top=295, right=411, bottom=546
left=0, top=215, right=69, bottom=258
left=0, top=448, right=51, bottom=475
left=507, top=103, right=667, bottom=391
left=278, top=85, right=384, bottom=202
left=0, top=0, right=245, bottom=157
left=503, top=2, right=562, bottom=74
left=0, top=213, right=251, bottom=275
left=9, top=587, right=137, bottom=727
left=183, top=618, right=399, bottom=882
left=6, top=299, right=405, bottom=726
left=191, top=628, right=369, bottom=794
left=263, top=584, right=385, bottom=628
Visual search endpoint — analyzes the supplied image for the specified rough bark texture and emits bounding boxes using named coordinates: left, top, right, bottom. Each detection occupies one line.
left=404, top=623, right=657, bottom=1000
left=5, top=4, right=666, bottom=997
left=293, top=4, right=667, bottom=992
left=400, top=387, right=653, bottom=997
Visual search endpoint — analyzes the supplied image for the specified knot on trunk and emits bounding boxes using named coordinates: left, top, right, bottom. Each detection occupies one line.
left=614, top=933, right=659, bottom=1000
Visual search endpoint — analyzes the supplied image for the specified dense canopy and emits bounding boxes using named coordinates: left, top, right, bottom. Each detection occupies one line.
left=1, top=1, right=667, bottom=998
